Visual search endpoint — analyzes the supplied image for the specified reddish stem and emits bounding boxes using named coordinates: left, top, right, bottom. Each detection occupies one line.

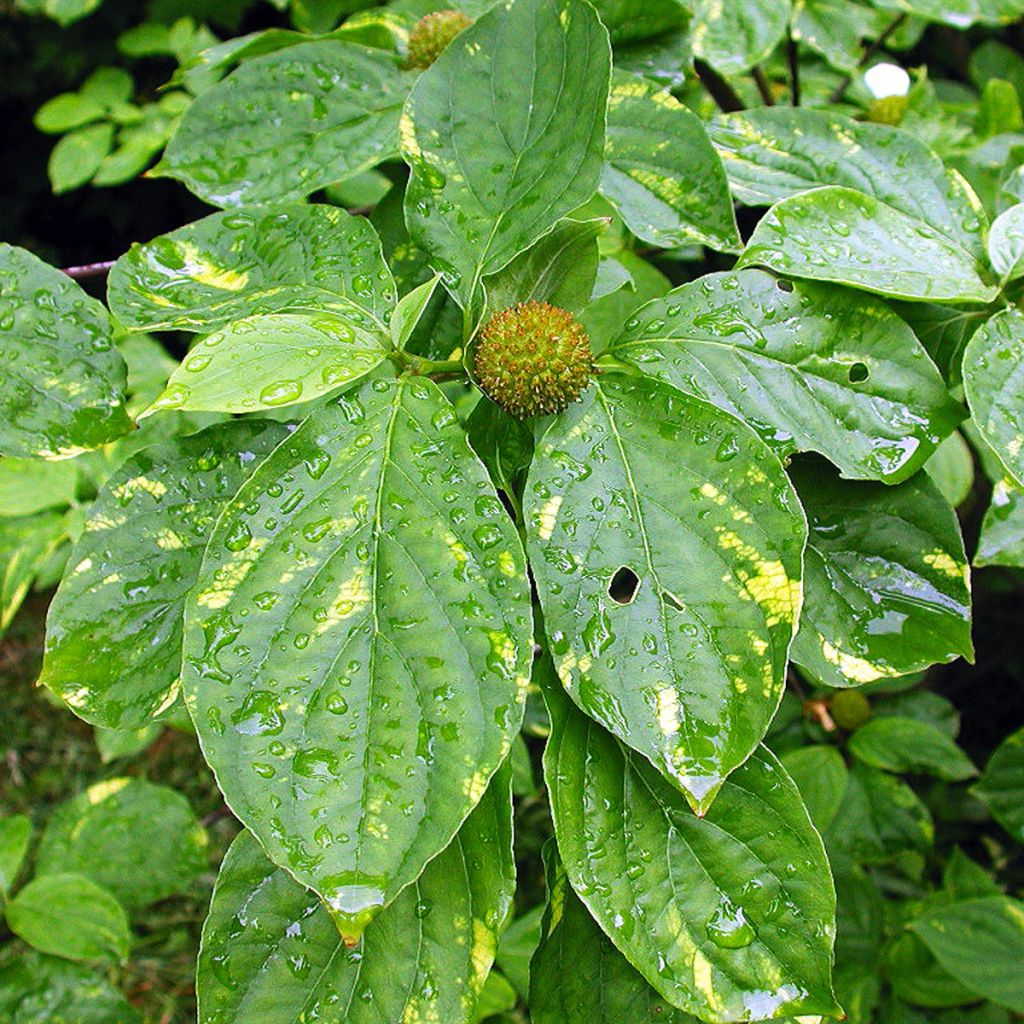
left=62, top=260, right=116, bottom=281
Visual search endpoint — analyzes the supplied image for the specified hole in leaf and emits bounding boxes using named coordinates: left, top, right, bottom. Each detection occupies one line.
left=848, top=362, right=869, bottom=383
left=663, top=590, right=685, bottom=612
left=609, top=567, right=640, bottom=605
left=776, top=279, right=794, bottom=292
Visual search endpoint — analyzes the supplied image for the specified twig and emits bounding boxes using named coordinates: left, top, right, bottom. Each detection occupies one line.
left=62, top=260, right=116, bottom=281
left=787, top=29, right=801, bottom=106
left=752, top=65, right=775, bottom=106
left=829, top=13, right=908, bottom=103
left=804, top=698, right=837, bottom=733
left=694, top=59, right=744, bottom=113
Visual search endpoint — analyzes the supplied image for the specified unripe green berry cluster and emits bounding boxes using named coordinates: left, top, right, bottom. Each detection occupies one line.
left=405, top=10, right=473, bottom=70
left=473, top=301, right=593, bottom=420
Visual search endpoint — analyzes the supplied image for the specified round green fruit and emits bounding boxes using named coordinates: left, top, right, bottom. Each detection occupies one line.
left=405, top=10, right=473, bottom=70
left=473, top=301, right=593, bottom=420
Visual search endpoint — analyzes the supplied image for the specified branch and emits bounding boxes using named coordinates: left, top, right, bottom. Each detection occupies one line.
left=752, top=65, right=775, bottom=106
left=829, top=13, right=908, bottom=104
left=787, top=30, right=801, bottom=106
left=694, top=59, right=744, bottom=113
left=62, top=260, right=116, bottom=281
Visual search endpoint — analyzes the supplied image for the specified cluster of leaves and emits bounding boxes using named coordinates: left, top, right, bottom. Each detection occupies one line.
left=3, top=0, right=1024, bottom=1021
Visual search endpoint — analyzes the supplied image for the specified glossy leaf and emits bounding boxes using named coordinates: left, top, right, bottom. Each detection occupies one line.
left=527, top=372, right=804, bottom=811
left=848, top=717, right=977, bottom=781
left=988, top=202, right=1024, bottom=281
left=780, top=745, right=849, bottom=831
left=390, top=274, right=441, bottom=349
left=0, top=244, right=131, bottom=459
left=963, top=308, right=1024, bottom=488
left=544, top=685, right=840, bottom=1023
left=708, top=108, right=987, bottom=259
left=108, top=204, right=396, bottom=334
left=973, top=725, right=1024, bottom=842
left=0, top=458, right=78, bottom=517
left=184, top=376, right=531, bottom=940
left=925, top=431, right=975, bottom=508
left=6, top=873, right=132, bottom=963
left=0, top=814, right=31, bottom=896
left=401, top=0, right=611, bottom=308
left=878, top=0, right=1024, bottom=28
left=530, top=851, right=698, bottom=1024
left=144, top=309, right=389, bottom=415
left=739, top=187, right=999, bottom=303
left=910, top=897, right=1024, bottom=1012
left=608, top=269, right=961, bottom=483
left=35, top=778, right=208, bottom=909
left=601, top=72, right=740, bottom=253
left=157, top=41, right=407, bottom=207
left=40, top=420, right=288, bottom=729
left=976, top=475, right=1024, bottom=566
left=789, top=461, right=972, bottom=688
left=590, top=0, right=688, bottom=43
left=690, top=0, right=790, bottom=75
left=197, top=770, right=514, bottom=1024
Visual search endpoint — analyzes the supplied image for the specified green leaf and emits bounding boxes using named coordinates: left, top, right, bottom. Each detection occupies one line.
left=590, top=0, right=688, bottom=43
left=1, top=511, right=69, bottom=638
left=887, top=931, right=982, bottom=1009
left=93, top=722, right=162, bottom=763
left=544, top=684, right=840, bottom=1023
left=878, top=0, right=1024, bottom=28
left=976, top=475, right=1024, bottom=566
left=35, top=778, right=207, bottom=909
left=0, top=814, right=32, bottom=896
left=601, top=72, right=739, bottom=253
left=108, top=204, right=396, bottom=334
left=475, top=971, right=518, bottom=1021
left=973, top=725, right=1024, bottom=842
left=790, top=0, right=874, bottom=72
left=530, top=850, right=698, bottom=1023
left=0, top=245, right=131, bottom=459
left=495, top=904, right=544, bottom=999
left=910, top=897, right=1024, bottom=1012
left=789, top=461, right=972, bottom=688
left=924, top=431, right=975, bottom=508
left=874, top=690, right=960, bottom=739
left=144, top=310, right=390, bottom=416
left=739, top=187, right=999, bottom=303
left=690, top=0, right=790, bottom=74
left=184, top=376, right=531, bottom=940
left=708, top=108, right=987, bottom=260
left=963, top=308, right=1024, bottom=488
left=390, top=274, right=441, bottom=349
left=40, top=420, right=288, bottom=729
left=16, top=0, right=104, bottom=26
left=780, top=745, right=849, bottom=831
left=197, top=770, right=514, bottom=1023
left=157, top=41, right=407, bottom=207
left=5, top=874, right=131, bottom=963
left=401, top=0, right=611, bottom=309
left=848, top=716, right=977, bottom=780
left=48, top=123, right=114, bottom=194
left=527, top=372, right=805, bottom=812
left=608, top=269, right=961, bottom=483
left=34, top=93, right=105, bottom=133
left=989, top=203, right=1024, bottom=283
left=0, top=458, right=78, bottom=517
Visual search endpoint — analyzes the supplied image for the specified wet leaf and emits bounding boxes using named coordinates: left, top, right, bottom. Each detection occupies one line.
left=0, top=244, right=131, bottom=459
left=184, top=376, right=531, bottom=940
left=108, top=204, right=396, bottom=333
left=789, top=462, right=972, bottom=688
left=6, top=873, right=132, bottom=963
left=963, top=307, right=1024, bottom=488
left=35, top=779, right=208, bottom=909
left=401, top=0, right=610, bottom=308
left=690, top=0, right=790, bottom=74
left=40, top=420, right=288, bottom=729
left=739, top=186, right=999, bottom=303
left=527, top=372, right=805, bottom=813
left=544, top=685, right=840, bottom=1023
left=157, top=41, right=408, bottom=207
left=988, top=202, right=1024, bottom=281
left=196, top=769, right=514, bottom=1024
left=601, top=71, right=740, bottom=253
left=609, top=269, right=961, bottom=483
left=848, top=717, right=977, bottom=781
left=973, top=725, right=1024, bottom=842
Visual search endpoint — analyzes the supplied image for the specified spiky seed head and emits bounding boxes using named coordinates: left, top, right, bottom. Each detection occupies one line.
left=473, top=301, right=593, bottom=420
left=405, top=10, right=473, bottom=70
left=866, top=95, right=908, bottom=126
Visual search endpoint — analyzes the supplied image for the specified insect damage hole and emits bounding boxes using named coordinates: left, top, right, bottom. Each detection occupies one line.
left=848, top=361, right=869, bottom=383
left=608, top=566, right=640, bottom=604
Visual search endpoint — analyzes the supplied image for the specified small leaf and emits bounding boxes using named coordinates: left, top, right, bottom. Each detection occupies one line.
left=40, top=420, right=288, bottom=729
left=848, top=716, right=977, bottom=781
left=108, top=204, right=396, bottom=333
left=527, top=372, right=806, bottom=812
left=963, top=308, right=1024, bottom=488
left=780, top=745, right=849, bottom=831
left=6, top=874, right=132, bottom=963
left=601, top=71, right=740, bottom=253
left=789, top=461, right=972, bottom=688
left=0, top=244, right=131, bottom=459
left=0, top=459, right=78, bottom=517
left=988, top=202, right=1024, bottom=281
left=35, top=779, right=208, bottom=909
left=1, top=511, right=69, bottom=638
left=401, top=0, right=611, bottom=308
left=94, top=722, right=162, bottom=763
left=973, top=725, right=1024, bottom=842
left=976, top=475, right=1024, bottom=567
left=390, top=274, right=441, bottom=349
left=197, top=770, right=514, bottom=1024
left=609, top=269, right=962, bottom=483
left=0, top=814, right=32, bottom=896
left=910, top=897, right=1024, bottom=1013
left=48, top=123, right=114, bottom=193
left=544, top=684, right=840, bottom=1023
left=184, top=376, right=531, bottom=940
left=739, top=186, right=999, bottom=303
left=34, top=92, right=105, bottom=133
left=157, top=41, right=408, bottom=207
left=690, top=0, right=790, bottom=74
